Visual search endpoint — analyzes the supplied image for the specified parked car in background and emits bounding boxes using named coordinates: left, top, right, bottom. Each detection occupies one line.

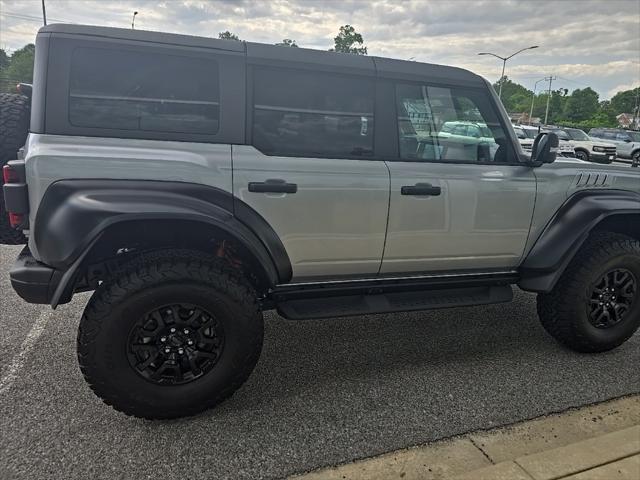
left=516, top=125, right=575, bottom=158
left=550, top=127, right=616, bottom=164
left=589, top=128, right=640, bottom=167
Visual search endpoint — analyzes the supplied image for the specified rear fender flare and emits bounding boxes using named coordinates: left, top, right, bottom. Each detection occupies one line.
left=33, top=180, right=292, bottom=305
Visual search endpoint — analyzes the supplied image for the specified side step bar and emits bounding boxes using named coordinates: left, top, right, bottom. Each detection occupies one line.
left=276, top=285, right=513, bottom=320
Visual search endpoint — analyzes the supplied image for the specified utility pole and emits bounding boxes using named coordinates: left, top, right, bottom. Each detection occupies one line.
left=41, top=0, right=47, bottom=25
left=633, top=87, right=640, bottom=130
left=544, top=76, right=557, bottom=125
left=132, top=11, right=138, bottom=29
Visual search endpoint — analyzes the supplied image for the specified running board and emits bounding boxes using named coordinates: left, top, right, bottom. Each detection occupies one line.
left=276, top=285, right=513, bottom=320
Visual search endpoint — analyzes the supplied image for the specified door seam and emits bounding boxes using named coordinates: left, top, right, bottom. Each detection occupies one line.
left=377, top=160, right=392, bottom=275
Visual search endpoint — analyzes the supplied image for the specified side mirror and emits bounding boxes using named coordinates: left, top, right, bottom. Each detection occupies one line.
left=531, top=132, right=559, bottom=165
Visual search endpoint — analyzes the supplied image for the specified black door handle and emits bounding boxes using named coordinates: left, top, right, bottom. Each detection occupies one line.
left=248, top=179, right=297, bottom=194
left=401, top=183, right=442, bottom=196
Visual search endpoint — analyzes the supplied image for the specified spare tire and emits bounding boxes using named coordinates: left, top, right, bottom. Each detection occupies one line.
left=0, top=93, right=30, bottom=245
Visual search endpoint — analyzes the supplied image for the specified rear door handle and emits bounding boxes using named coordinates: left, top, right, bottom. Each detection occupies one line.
left=401, top=183, right=441, bottom=196
left=248, top=179, right=297, bottom=194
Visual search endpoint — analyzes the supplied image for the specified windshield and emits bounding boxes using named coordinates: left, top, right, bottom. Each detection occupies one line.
left=628, top=131, right=640, bottom=142
left=550, top=129, right=570, bottom=141
left=565, top=128, right=590, bottom=141
left=513, top=127, right=527, bottom=139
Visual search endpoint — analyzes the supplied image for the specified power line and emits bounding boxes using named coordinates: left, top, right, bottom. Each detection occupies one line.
left=0, top=11, right=71, bottom=24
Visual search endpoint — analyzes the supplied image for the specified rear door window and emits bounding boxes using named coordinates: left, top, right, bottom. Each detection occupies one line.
left=252, top=67, right=375, bottom=159
left=69, top=47, right=220, bottom=134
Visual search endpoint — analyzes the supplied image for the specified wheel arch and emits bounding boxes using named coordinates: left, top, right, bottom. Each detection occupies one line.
left=33, top=180, right=292, bottom=306
left=519, top=190, right=640, bottom=293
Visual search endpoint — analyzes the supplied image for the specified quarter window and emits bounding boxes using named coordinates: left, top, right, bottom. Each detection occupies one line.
left=395, top=83, right=515, bottom=163
left=252, top=68, right=375, bottom=158
left=69, top=48, right=220, bottom=134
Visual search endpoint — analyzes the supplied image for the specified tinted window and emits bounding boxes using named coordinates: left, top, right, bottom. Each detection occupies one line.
left=395, top=84, right=515, bottom=163
left=69, top=48, right=219, bottom=134
left=252, top=68, right=374, bottom=158
left=551, top=129, right=571, bottom=141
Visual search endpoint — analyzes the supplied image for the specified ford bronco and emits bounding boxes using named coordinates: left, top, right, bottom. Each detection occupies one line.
left=2, top=25, right=639, bottom=419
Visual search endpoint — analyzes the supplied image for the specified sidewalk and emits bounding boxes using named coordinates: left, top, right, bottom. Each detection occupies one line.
left=291, top=395, right=640, bottom=480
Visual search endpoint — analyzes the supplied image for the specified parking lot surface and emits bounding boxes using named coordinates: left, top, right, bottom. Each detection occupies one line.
left=0, top=244, right=639, bottom=480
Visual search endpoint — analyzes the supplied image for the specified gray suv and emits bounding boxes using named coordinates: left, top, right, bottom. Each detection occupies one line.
left=589, top=128, right=640, bottom=167
left=2, top=24, right=640, bottom=419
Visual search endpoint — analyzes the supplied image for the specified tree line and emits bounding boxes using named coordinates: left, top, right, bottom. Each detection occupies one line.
left=496, top=76, right=639, bottom=129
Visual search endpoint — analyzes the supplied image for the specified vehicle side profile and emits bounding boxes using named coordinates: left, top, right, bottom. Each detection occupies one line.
left=589, top=128, right=640, bottom=167
left=553, top=127, right=617, bottom=164
left=515, top=125, right=575, bottom=158
left=2, top=24, right=640, bottom=419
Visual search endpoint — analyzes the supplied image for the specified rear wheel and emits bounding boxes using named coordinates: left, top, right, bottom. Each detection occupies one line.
left=537, top=233, right=640, bottom=353
left=0, top=93, right=29, bottom=245
left=77, top=250, right=264, bottom=419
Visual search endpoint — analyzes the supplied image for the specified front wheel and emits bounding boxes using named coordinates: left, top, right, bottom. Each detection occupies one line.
left=77, top=250, right=263, bottom=419
left=537, top=233, right=640, bottom=353
left=574, top=150, right=589, bottom=162
left=632, top=151, right=640, bottom=168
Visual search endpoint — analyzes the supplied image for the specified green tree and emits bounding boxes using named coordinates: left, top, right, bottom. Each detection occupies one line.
left=0, top=44, right=35, bottom=93
left=610, top=87, right=640, bottom=114
left=218, top=31, right=240, bottom=41
left=493, top=77, right=533, bottom=112
left=275, top=38, right=298, bottom=47
left=563, top=87, right=599, bottom=122
left=0, top=49, right=9, bottom=69
left=330, top=25, right=367, bottom=55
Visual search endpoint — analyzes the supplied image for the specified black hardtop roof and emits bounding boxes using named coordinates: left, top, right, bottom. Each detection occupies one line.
left=39, top=23, right=485, bottom=86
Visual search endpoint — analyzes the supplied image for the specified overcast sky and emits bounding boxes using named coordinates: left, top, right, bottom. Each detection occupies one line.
left=1, top=0, right=638, bottom=99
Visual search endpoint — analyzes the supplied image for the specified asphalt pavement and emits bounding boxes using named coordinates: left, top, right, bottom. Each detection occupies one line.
left=0, top=244, right=639, bottom=480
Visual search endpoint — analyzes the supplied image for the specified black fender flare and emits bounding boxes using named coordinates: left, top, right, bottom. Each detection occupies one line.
left=518, top=189, right=640, bottom=292
left=33, top=180, right=292, bottom=305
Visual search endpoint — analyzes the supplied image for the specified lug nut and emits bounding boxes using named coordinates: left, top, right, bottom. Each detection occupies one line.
left=170, top=327, right=176, bottom=333
left=187, top=340, right=194, bottom=346
left=178, top=348, right=184, bottom=355
left=160, top=336, right=167, bottom=342
left=183, top=329, right=189, bottom=334
left=166, top=309, right=172, bottom=314
left=164, top=347, right=171, bottom=353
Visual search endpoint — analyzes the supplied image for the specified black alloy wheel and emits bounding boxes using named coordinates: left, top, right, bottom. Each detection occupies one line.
left=588, top=269, right=637, bottom=329
left=127, top=303, right=224, bottom=385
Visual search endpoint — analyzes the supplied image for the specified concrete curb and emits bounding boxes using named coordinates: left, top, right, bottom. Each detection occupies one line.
left=290, top=395, right=640, bottom=480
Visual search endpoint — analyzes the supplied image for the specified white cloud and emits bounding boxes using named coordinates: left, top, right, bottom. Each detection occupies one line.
left=0, top=0, right=638, bottom=98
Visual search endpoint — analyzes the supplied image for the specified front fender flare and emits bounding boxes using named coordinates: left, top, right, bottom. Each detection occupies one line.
left=519, top=190, right=640, bottom=292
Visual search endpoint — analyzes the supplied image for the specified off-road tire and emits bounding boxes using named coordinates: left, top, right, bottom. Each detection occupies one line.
left=77, top=249, right=263, bottom=419
left=574, top=149, right=589, bottom=162
left=0, top=93, right=30, bottom=245
left=537, top=232, right=640, bottom=353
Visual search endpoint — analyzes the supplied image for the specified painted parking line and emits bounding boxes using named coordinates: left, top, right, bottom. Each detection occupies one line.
left=0, top=308, right=52, bottom=395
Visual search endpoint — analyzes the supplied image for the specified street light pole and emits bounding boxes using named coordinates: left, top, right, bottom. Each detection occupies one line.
left=529, top=78, right=546, bottom=125
left=478, top=45, right=539, bottom=100
left=132, top=11, right=138, bottom=29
